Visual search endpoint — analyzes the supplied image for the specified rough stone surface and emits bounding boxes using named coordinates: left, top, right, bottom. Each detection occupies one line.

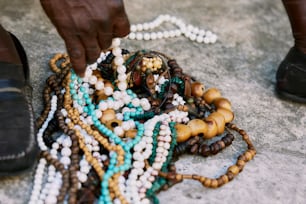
left=0, top=0, right=305, bottom=203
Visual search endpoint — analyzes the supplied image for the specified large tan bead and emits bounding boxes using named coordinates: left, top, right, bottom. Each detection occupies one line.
left=206, top=112, right=226, bottom=135
left=213, top=97, right=232, bottom=111
left=105, top=119, right=122, bottom=131
left=125, top=129, right=137, bottom=138
left=216, top=108, right=234, bottom=123
left=96, top=90, right=108, bottom=101
left=187, top=119, right=208, bottom=137
left=175, top=124, right=192, bottom=143
left=203, top=88, right=221, bottom=104
left=203, top=118, right=218, bottom=139
left=104, top=81, right=114, bottom=89
left=191, top=82, right=205, bottom=98
left=100, top=109, right=116, bottom=124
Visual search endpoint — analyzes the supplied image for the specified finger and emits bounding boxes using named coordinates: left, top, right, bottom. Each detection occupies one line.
left=63, top=35, right=86, bottom=77
left=113, top=15, right=130, bottom=38
left=98, top=29, right=113, bottom=50
left=79, top=34, right=101, bottom=64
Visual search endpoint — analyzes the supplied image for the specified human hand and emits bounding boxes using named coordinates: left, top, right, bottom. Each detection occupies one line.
left=40, top=0, right=130, bottom=76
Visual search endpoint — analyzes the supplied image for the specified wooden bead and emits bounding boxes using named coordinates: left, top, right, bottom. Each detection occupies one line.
left=237, top=159, right=245, bottom=171
left=191, top=82, right=205, bottom=98
left=101, top=109, right=116, bottom=124
left=96, top=90, right=108, bottom=101
left=203, top=88, right=221, bottom=104
left=203, top=118, right=218, bottom=139
left=228, top=165, right=239, bottom=175
left=213, top=97, right=232, bottom=111
left=125, top=129, right=137, bottom=138
left=105, top=119, right=123, bottom=131
left=175, top=124, right=192, bottom=143
left=211, top=179, right=218, bottom=188
left=203, top=178, right=212, bottom=187
left=244, top=151, right=253, bottom=161
left=221, top=175, right=229, bottom=184
left=206, top=112, right=225, bottom=134
left=216, top=108, right=234, bottom=123
left=187, top=119, right=208, bottom=137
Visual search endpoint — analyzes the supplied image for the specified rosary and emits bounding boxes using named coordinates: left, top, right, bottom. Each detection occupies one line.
left=29, top=15, right=256, bottom=204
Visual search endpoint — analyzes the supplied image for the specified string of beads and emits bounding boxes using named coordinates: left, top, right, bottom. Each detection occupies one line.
left=29, top=37, right=255, bottom=204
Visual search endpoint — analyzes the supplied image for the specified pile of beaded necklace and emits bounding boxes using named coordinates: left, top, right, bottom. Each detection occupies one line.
left=30, top=15, right=255, bottom=204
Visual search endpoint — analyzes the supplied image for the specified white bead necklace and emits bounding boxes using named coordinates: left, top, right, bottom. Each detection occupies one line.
left=128, top=14, right=218, bottom=44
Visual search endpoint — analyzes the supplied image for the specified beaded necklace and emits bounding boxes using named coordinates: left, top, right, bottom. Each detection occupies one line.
left=30, top=15, right=255, bottom=204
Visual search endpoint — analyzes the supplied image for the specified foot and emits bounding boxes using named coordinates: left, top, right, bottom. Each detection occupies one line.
left=276, top=46, right=306, bottom=103
left=0, top=26, right=37, bottom=175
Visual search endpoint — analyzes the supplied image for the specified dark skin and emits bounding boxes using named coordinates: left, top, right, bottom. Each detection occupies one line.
left=40, top=0, right=130, bottom=76
left=0, top=0, right=130, bottom=76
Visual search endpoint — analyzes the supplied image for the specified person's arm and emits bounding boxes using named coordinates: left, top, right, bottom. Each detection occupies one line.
left=40, top=0, right=130, bottom=76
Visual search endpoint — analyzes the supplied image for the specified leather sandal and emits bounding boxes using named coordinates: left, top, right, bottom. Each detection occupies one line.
left=0, top=33, right=38, bottom=176
left=276, top=46, right=306, bottom=103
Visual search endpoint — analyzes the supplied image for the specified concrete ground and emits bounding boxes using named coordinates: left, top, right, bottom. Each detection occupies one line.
left=0, top=0, right=306, bottom=203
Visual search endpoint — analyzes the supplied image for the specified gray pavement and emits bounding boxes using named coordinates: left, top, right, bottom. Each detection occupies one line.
left=0, top=0, right=305, bottom=203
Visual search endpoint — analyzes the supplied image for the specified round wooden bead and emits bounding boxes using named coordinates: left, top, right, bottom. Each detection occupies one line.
left=211, top=179, right=218, bottom=188
left=206, top=112, right=226, bottom=134
left=228, top=165, right=239, bottom=175
left=105, top=119, right=123, bottom=131
left=202, top=88, right=221, bottom=104
left=203, top=118, right=218, bottom=139
left=213, top=97, right=232, bottom=111
left=96, top=90, right=108, bottom=101
left=216, top=108, right=234, bottom=123
left=203, top=178, right=212, bottom=187
left=191, top=82, right=205, bottom=98
left=175, top=123, right=192, bottom=143
left=244, top=151, right=253, bottom=161
left=100, top=109, right=116, bottom=124
left=221, top=175, right=229, bottom=184
left=187, top=119, right=208, bottom=137
left=125, top=129, right=137, bottom=138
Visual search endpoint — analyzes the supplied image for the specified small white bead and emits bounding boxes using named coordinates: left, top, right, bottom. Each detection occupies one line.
left=189, top=33, right=196, bottom=41
left=114, top=126, right=124, bottom=137
left=130, top=25, right=137, bottom=32
left=60, top=157, right=71, bottom=166
left=95, top=110, right=102, bottom=118
left=61, top=147, right=71, bottom=157
left=157, top=32, right=163, bottom=39
left=104, top=86, right=113, bottom=96
left=78, top=172, right=88, bottom=183
left=150, top=32, right=157, bottom=40
left=136, top=33, right=143, bottom=40
left=112, top=38, right=121, bottom=47
left=114, top=56, right=124, bottom=66
left=112, top=47, right=122, bottom=57
left=118, top=82, right=127, bottom=91
left=203, top=37, right=210, bottom=44
left=136, top=24, right=143, bottom=31
left=117, top=65, right=126, bottom=74
left=143, top=33, right=150, bottom=40
left=118, top=74, right=127, bottom=81
left=98, top=101, right=108, bottom=111
left=196, top=35, right=204, bottom=43
left=95, top=80, right=104, bottom=90
left=129, top=32, right=136, bottom=40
